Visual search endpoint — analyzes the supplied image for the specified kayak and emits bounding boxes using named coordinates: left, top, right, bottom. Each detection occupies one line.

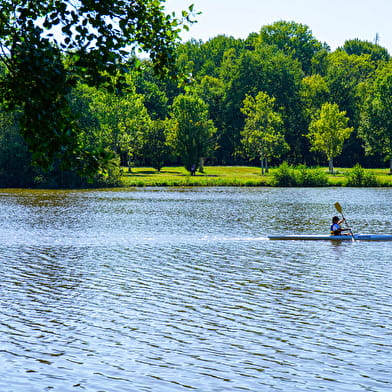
left=268, top=234, right=392, bottom=241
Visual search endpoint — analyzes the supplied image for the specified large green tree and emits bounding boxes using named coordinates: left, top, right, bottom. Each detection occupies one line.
left=222, top=45, right=305, bottom=163
left=325, top=50, right=375, bottom=122
left=84, top=82, right=152, bottom=167
left=0, top=0, right=194, bottom=175
left=359, top=61, right=392, bottom=173
left=325, top=50, right=376, bottom=165
left=257, top=21, right=324, bottom=75
left=169, top=93, right=216, bottom=172
left=195, top=75, right=225, bottom=143
left=175, top=35, right=245, bottom=80
left=307, top=102, right=353, bottom=173
left=300, top=74, right=330, bottom=121
left=342, top=39, right=390, bottom=63
left=140, top=118, right=174, bottom=171
left=241, top=92, right=288, bottom=174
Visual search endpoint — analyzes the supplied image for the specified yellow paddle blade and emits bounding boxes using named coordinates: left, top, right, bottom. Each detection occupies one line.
left=334, top=202, right=342, bottom=214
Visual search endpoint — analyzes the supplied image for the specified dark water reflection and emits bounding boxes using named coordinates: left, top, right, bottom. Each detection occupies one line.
left=0, top=187, right=391, bottom=391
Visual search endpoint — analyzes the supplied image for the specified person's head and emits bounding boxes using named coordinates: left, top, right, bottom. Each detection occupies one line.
left=332, top=216, right=339, bottom=223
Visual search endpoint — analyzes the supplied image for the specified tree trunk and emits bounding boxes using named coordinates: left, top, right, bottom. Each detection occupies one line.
left=199, top=157, right=205, bottom=173
left=265, top=158, right=269, bottom=173
left=260, top=149, right=265, bottom=175
left=329, top=157, right=334, bottom=174
left=390, top=157, right=392, bottom=174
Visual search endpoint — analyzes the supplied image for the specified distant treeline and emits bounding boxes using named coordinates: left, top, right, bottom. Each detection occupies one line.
left=1, top=20, right=392, bottom=187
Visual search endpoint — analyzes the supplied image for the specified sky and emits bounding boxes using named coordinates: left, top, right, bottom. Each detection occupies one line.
left=165, top=0, right=392, bottom=53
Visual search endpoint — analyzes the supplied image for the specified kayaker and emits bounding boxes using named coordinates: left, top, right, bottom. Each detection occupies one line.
left=330, top=216, right=350, bottom=235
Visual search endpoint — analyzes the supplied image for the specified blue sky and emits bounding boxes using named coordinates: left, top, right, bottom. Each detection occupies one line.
left=165, top=0, right=392, bottom=53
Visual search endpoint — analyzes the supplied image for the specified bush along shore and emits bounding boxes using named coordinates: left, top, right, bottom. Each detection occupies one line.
left=121, top=164, right=392, bottom=188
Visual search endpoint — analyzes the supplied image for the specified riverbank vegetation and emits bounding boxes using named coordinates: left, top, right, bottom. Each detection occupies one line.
left=1, top=2, right=392, bottom=188
left=121, top=165, right=392, bottom=187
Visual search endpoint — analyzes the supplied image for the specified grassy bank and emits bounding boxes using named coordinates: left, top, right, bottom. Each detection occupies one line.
left=121, top=166, right=392, bottom=187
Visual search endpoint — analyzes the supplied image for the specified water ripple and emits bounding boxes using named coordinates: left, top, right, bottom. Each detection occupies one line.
left=1, top=188, right=392, bottom=391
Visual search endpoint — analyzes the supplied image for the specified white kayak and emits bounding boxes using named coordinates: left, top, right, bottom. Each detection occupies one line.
left=268, top=234, right=392, bottom=241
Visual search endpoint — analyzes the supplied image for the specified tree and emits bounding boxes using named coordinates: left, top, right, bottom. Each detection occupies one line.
left=342, top=39, right=390, bottom=63
left=141, top=119, right=174, bottom=171
left=0, top=107, right=36, bottom=187
left=135, top=74, right=169, bottom=120
left=359, top=61, right=392, bottom=173
left=0, top=0, right=194, bottom=175
left=195, top=75, right=225, bottom=149
left=325, top=50, right=375, bottom=124
left=221, top=45, right=305, bottom=163
left=240, top=92, right=288, bottom=174
left=198, top=35, right=245, bottom=78
left=307, top=103, right=353, bottom=173
left=169, top=93, right=216, bottom=172
left=86, top=82, right=152, bottom=167
left=325, top=50, right=376, bottom=166
left=257, top=21, right=324, bottom=75
left=300, top=74, right=330, bottom=120
left=175, top=35, right=245, bottom=79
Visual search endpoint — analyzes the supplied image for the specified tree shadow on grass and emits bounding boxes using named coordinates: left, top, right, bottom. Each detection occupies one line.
left=124, top=170, right=219, bottom=177
left=125, top=170, right=183, bottom=176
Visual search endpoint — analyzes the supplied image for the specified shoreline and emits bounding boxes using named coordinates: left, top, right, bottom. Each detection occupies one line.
left=120, top=165, right=392, bottom=188
left=1, top=166, right=392, bottom=190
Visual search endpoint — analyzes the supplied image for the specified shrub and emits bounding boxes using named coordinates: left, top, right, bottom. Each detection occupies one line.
left=272, top=162, right=328, bottom=187
left=346, top=164, right=378, bottom=187
left=296, top=165, right=328, bottom=186
left=271, top=162, right=297, bottom=186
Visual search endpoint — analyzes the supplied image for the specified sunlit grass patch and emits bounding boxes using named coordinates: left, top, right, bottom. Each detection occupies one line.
left=121, top=166, right=392, bottom=187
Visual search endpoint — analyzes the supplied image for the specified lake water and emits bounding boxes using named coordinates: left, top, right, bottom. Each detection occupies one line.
left=0, top=187, right=391, bottom=391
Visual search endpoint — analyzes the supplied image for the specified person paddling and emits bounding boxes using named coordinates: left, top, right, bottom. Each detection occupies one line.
left=330, top=216, right=351, bottom=235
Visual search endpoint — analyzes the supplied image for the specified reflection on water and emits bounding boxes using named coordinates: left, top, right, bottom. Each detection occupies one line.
left=0, top=187, right=392, bottom=391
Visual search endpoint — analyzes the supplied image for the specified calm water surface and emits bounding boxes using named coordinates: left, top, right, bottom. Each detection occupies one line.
left=0, top=187, right=391, bottom=391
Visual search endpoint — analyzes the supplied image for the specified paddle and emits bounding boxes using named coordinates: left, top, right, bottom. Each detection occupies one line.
left=334, top=202, right=355, bottom=240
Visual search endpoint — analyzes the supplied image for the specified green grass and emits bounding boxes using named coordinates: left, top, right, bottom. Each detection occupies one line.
left=121, top=166, right=392, bottom=187
left=122, top=166, right=270, bottom=186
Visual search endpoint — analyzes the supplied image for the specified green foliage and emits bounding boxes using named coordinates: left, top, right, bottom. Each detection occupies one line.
left=0, top=0, right=193, bottom=177
left=195, top=75, right=225, bottom=132
left=0, top=31, right=84, bottom=171
left=0, top=105, right=122, bottom=188
left=1, top=13, right=392, bottom=187
left=220, top=44, right=305, bottom=162
left=140, top=119, right=174, bottom=171
left=88, top=83, right=151, bottom=162
left=175, top=35, right=245, bottom=79
left=240, top=91, right=288, bottom=170
left=307, top=103, right=353, bottom=173
left=325, top=50, right=375, bottom=125
left=32, top=158, right=123, bottom=189
left=346, top=163, right=379, bottom=187
left=300, top=74, right=329, bottom=120
left=359, top=61, right=392, bottom=172
left=271, top=162, right=298, bottom=186
left=342, top=39, right=390, bottom=63
left=0, top=0, right=193, bottom=81
left=257, top=21, right=324, bottom=75
left=0, top=108, right=36, bottom=187
left=169, top=93, right=217, bottom=172
left=296, top=165, right=328, bottom=186
left=271, top=162, right=328, bottom=186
